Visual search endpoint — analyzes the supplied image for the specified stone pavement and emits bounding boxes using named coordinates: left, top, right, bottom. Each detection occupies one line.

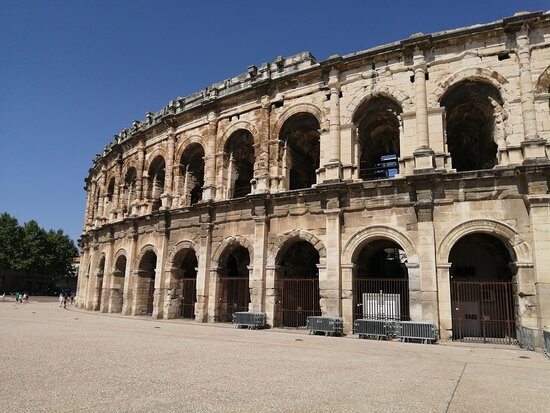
left=1, top=301, right=549, bottom=413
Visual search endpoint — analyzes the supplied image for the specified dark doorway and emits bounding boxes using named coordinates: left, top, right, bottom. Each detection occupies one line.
left=137, top=250, right=157, bottom=315
left=172, top=249, right=198, bottom=319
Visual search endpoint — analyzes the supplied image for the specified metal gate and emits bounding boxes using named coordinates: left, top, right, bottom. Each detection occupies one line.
left=278, top=278, right=321, bottom=328
left=451, top=280, right=516, bottom=344
left=218, top=276, right=250, bottom=322
left=353, top=278, right=410, bottom=321
left=180, top=278, right=197, bottom=319
left=146, top=278, right=155, bottom=315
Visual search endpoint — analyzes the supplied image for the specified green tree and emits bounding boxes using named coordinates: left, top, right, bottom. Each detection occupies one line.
left=0, top=213, right=23, bottom=271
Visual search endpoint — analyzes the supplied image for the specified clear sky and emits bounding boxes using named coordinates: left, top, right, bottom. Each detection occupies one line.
left=1, top=0, right=548, bottom=243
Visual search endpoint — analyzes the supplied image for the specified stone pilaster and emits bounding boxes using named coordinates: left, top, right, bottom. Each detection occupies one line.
left=121, top=227, right=138, bottom=315
left=160, top=128, right=176, bottom=210
left=133, top=140, right=146, bottom=215
left=202, top=113, right=218, bottom=201
left=195, top=223, right=213, bottom=322
left=100, top=237, right=114, bottom=313
left=412, top=47, right=435, bottom=172
left=252, top=96, right=271, bottom=194
left=152, top=223, right=170, bottom=319
left=323, top=69, right=342, bottom=182
left=321, top=205, right=341, bottom=317
left=251, top=215, right=269, bottom=312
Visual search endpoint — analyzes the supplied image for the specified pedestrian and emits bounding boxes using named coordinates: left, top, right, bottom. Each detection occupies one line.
left=59, top=292, right=64, bottom=307
left=1, top=293, right=4, bottom=302
left=62, top=294, right=67, bottom=309
left=15, top=292, right=20, bottom=303
left=70, top=294, right=74, bottom=305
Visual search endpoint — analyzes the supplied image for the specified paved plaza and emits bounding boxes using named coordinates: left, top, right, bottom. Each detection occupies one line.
left=1, top=300, right=549, bottom=412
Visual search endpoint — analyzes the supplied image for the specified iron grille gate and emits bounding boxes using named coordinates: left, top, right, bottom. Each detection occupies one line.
left=353, top=278, right=410, bottom=321
left=278, top=278, right=321, bottom=328
left=218, top=276, right=250, bottom=322
left=451, top=280, right=516, bottom=344
left=180, top=278, right=197, bottom=319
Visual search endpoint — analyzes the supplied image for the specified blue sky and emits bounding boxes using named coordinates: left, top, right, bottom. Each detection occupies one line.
left=1, top=0, right=547, bottom=243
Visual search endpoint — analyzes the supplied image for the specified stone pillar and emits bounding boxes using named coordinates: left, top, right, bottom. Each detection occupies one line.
left=517, top=25, right=547, bottom=161
left=341, top=264, right=354, bottom=333
left=95, top=172, right=106, bottom=226
left=265, top=265, right=277, bottom=326
left=415, top=220, right=439, bottom=325
left=161, top=128, right=176, bottom=210
left=412, top=47, right=435, bottom=172
left=252, top=96, right=271, bottom=194
left=85, top=244, right=97, bottom=310
left=152, top=227, right=170, bottom=319
left=133, top=140, right=146, bottom=215
left=527, top=195, right=550, bottom=341
left=195, top=223, right=213, bottom=322
left=251, top=216, right=269, bottom=312
left=100, top=238, right=114, bottom=313
left=202, top=113, right=218, bottom=201
left=322, top=207, right=341, bottom=317
left=436, top=263, right=452, bottom=340
left=323, top=69, right=342, bottom=182
left=76, top=247, right=89, bottom=307
left=207, top=267, right=219, bottom=323
left=121, top=229, right=138, bottom=315
left=83, top=182, right=92, bottom=230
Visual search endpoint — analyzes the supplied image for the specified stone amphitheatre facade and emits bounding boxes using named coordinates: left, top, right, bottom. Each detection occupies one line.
left=77, top=12, right=550, bottom=345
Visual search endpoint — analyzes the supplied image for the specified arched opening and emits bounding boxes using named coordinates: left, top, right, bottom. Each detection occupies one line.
left=111, top=254, right=126, bottom=313
left=352, top=240, right=409, bottom=322
left=136, top=250, right=157, bottom=316
left=279, top=113, right=320, bottom=190
left=275, top=240, right=321, bottom=327
left=179, top=144, right=205, bottom=206
left=223, top=130, right=254, bottom=198
left=171, top=249, right=198, bottom=319
left=95, top=255, right=106, bottom=311
left=147, top=156, right=165, bottom=211
left=449, top=233, right=516, bottom=343
left=122, top=168, right=137, bottom=217
left=217, top=245, right=250, bottom=322
left=354, top=97, right=401, bottom=180
left=441, top=80, right=502, bottom=172
left=104, top=177, right=115, bottom=217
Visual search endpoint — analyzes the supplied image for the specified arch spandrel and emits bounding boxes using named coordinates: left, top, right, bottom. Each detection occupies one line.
left=175, top=135, right=206, bottom=164
left=342, top=225, right=419, bottom=266
left=430, top=67, right=511, bottom=107
left=535, top=65, right=550, bottom=94
left=436, top=219, right=531, bottom=264
left=167, top=239, right=199, bottom=265
left=267, top=230, right=326, bottom=267
left=135, top=244, right=157, bottom=268
left=271, top=103, right=325, bottom=141
left=343, top=84, right=414, bottom=125
left=211, top=235, right=254, bottom=268
left=217, top=121, right=259, bottom=154
left=144, top=150, right=167, bottom=173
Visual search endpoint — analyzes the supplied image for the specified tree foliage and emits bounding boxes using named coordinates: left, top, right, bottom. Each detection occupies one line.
left=0, top=212, right=78, bottom=278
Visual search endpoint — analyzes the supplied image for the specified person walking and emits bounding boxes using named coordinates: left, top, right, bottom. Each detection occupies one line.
left=62, top=294, right=67, bottom=309
left=15, top=292, right=20, bottom=303
left=59, top=293, right=64, bottom=307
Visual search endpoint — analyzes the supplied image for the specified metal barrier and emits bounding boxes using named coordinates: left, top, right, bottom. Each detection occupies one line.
left=306, top=316, right=343, bottom=336
left=354, top=319, right=396, bottom=340
left=233, top=312, right=267, bottom=329
left=398, top=321, right=437, bottom=344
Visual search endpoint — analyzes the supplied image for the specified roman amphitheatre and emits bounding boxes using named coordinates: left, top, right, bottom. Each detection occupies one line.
left=76, top=11, right=550, bottom=348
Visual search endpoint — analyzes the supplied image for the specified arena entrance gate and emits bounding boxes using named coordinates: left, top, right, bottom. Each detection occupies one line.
left=217, top=245, right=250, bottom=322
left=276, top=241, right=321, bottom=327
left=449, top=233, right=516, bottom=344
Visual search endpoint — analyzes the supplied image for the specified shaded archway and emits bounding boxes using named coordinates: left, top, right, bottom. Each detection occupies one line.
left=110, top=254, right=126, bottom=313
left=352, top=240, right=409, bottom=321
left=449, top=233, right=516, bottom=343
left=217, top=245, right=250, bottom=322
left=104, top=177, right=115, bottom=218
left=353, top=96, right=401, bottom=180
left=135, top=250, right=157, bottom=315
left=223, top=130, right=254, bottom=198
left=279, top=113, right=320, bottom=190
left=179, top=143, right=204, bottom=206
left=441, top=80, right=502, bottom=172
left=275, top=240, right=321, bottom=327
left=147, top=156, right=165, bottom=211
left=171, top=248, right=198, bottom=319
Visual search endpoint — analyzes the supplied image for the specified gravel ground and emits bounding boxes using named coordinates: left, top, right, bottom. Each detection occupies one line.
left=1, top=301, right=549, bottom=413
